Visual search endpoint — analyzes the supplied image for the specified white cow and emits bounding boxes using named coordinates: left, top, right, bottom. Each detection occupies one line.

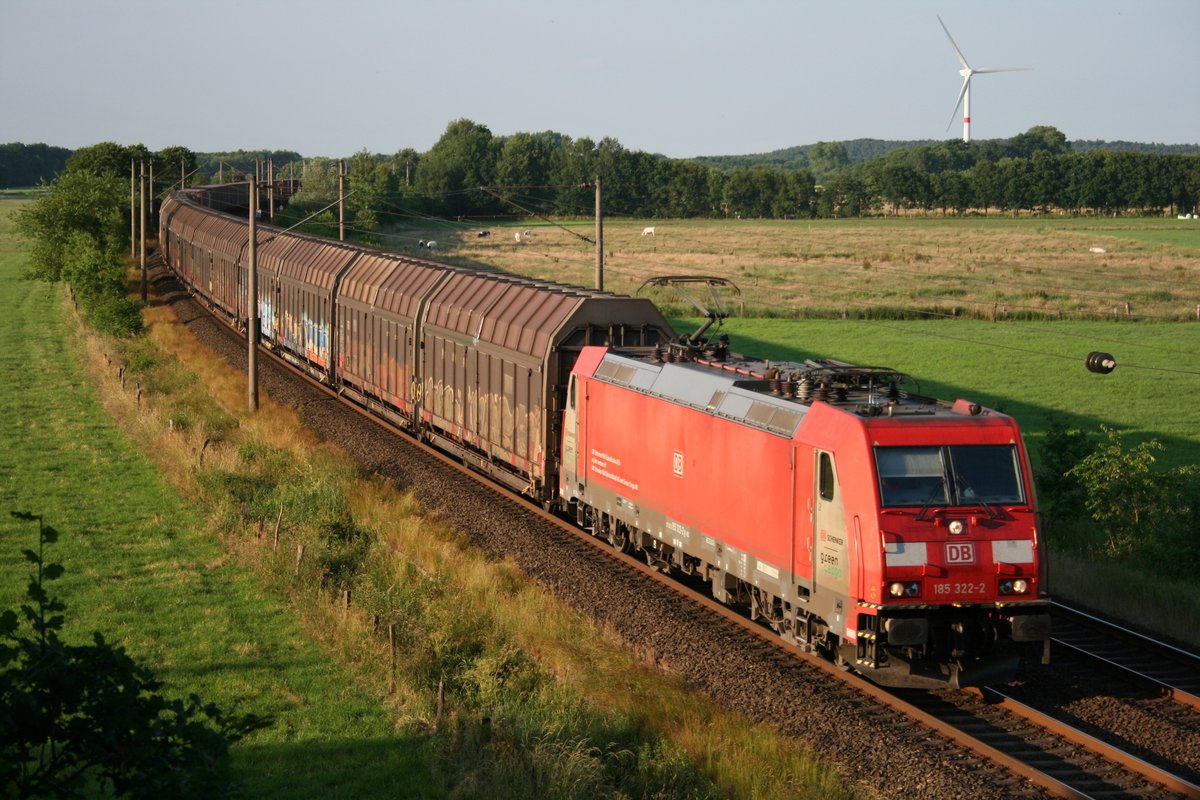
left=514, top=232, right=522, bottom=242
left=641, top=226, right=656, bottom=236
left=426, top=240, right=437, bottom=250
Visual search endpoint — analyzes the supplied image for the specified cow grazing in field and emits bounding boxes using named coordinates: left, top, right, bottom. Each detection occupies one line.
left=1089, top=246, right=1107, bottom=254
left=524, top=229, right=532, bottom=237
left=515, top=232, right=522, bottom=242
left=427, top=241, right=437, bottom=250
left=477, top=230, right=491, bottom=238
left=641, top=226, right=656, bottom=236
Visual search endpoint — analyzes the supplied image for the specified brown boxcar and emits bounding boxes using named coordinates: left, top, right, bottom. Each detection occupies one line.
left=161, top=187, right=674, bottom=503
left=418, top=270, right=672, bottom=500
left=255, top=234, right=361, bottom=379
left=335, top=252, right=456, bottom=418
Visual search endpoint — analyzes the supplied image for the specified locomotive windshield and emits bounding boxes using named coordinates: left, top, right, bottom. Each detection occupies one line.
left=875, top=445, right=1025, bottom=508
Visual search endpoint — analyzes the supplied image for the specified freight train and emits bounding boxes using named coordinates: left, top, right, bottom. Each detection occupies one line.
left=160, top=185, right=1050, bottom=689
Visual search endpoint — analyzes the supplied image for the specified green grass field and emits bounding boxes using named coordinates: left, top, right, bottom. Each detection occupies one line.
left=678, top=316, right=1200, bottom=471
left=0, top=198, right=436, bottom=798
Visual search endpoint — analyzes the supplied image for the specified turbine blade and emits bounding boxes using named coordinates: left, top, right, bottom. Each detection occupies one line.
left=937, top=15, right=970, bottom=69
left=974, top=66, right=1032, bottom=74
left=947, top=76, right=969, bottom=131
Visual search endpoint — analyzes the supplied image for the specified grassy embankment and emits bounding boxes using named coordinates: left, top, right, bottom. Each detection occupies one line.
left=1, top=197, right=861, bottom=798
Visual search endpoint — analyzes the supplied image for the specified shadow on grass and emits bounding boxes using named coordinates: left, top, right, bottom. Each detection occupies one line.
left=231, top=734, right=439, bottom=800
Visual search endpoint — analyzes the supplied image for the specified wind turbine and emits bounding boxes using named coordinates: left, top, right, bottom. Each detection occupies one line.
left=938, top=15, right=1029, bottom=143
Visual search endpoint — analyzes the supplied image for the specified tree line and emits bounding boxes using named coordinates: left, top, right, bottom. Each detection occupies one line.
left=281, top=121, right=1200, bottom=235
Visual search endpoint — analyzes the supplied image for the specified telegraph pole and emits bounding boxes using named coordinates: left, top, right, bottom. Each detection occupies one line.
left=247, top=179, right=259, bottom=412
left=338, top=159, right=346, bottom=241
left=594, top=176, right=604, bottom=292
left=139, top=161, right=147, bottom=304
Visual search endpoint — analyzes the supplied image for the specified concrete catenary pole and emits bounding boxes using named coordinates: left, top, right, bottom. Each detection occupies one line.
left=139, top=161, right=147, bottom=304
left=247, top=179, right=259, bottom=412
left=594, top=176, right=603, bottom=292
left=130, top=159, right=136, bottom=258
left=338, top=159, right=346, bottom=242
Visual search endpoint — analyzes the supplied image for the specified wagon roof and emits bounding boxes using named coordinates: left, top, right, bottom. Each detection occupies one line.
left=262, top=233, right=360, bottom=290
left=339, top=252, right=454, bottom=319
left=423, top=271, right=668, bottom=359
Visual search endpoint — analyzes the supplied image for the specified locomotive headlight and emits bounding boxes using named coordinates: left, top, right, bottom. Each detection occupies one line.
left=889, top=582, right=905, bottom=597
left=1012, top=579, right=1028, bottom=594
left=904, top=581, right=920, bottom=597
left=889, top=581, right=921, bottom=598
left=948, top=519, right=965, bottom=535
left=999, top=579, right=1013, bottom=595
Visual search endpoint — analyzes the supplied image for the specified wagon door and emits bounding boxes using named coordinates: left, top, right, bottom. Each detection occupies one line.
left=813, top=450, right=850, bottom=634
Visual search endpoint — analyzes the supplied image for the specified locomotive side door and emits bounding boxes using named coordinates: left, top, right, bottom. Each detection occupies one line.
left=813, top=450, right=850, bottom=634
left=560, top=374, right=581, bottom=500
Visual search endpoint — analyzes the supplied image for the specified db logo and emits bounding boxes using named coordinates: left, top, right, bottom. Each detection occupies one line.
left=673, top=451, right=684, bottom=477
left=945, top=542, right=976, bottom=565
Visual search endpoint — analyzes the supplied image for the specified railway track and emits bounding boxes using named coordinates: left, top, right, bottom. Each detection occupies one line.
left=1050, top=600, right=1200, bottom=711
left=150, top=260, right=1200, bottom=799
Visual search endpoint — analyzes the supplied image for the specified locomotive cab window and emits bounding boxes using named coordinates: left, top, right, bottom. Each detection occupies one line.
left=818, top=452, right=836, bottom=501
left=875, top=445, right=1024, bottom=508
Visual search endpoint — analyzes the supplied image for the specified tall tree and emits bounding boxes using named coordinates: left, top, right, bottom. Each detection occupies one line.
left=414, top=118, right=499, bottom=217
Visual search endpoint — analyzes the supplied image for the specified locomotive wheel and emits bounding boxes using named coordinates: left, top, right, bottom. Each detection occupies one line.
left=608, top=520, right=631, bottom=553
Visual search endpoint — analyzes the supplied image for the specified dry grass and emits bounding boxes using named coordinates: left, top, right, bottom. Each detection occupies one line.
left=384, top=217, right=1200, bottom=321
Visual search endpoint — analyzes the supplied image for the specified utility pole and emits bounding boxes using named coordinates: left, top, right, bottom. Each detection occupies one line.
left=338, top=159, right=346, bottom=241
left=268, top=159, right=275, bottom=222
left=247, top=179, right=259, bottom=412
left=148, top=160, right=154, bottom=227
left=130, top=159, right=136, bottom=258
left=594, top=176, right=603, bottom=292
left=139, top=161, right=147, bottom=304
left=181, top=159, right=185, bottom=190
left=219, top=161, right=224, bottom=184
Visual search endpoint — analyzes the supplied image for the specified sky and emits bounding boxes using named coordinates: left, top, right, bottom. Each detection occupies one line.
left=2, top=0, right=1198, bottom=159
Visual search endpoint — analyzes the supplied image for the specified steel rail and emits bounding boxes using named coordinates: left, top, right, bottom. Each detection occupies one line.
left=1051, top=600, right=1200, bottom=712
left=981, top=687, right=1200, bottom=799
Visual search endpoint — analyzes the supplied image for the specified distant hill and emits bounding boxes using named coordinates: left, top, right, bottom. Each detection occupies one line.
left=692, top=139, right=928, bottom=171
left=692, top=137, right=1200, bottom=172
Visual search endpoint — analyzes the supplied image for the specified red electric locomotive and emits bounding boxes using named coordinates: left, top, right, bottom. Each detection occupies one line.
left=561, top=339, right=1050, bottom=688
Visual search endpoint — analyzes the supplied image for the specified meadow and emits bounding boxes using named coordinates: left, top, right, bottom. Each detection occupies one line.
left=382, top=214, right=1200, bottom=468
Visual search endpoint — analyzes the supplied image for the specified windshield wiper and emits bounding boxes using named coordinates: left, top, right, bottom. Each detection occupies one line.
left=954, top=474, right=998, bottom=519
left=914, top=477, right=948, bottom=522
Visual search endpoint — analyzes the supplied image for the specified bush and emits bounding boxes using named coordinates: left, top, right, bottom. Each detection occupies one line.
left=1066, top=427, right=1200, bottom=569
left=1, top=513, right=265, bottom=798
